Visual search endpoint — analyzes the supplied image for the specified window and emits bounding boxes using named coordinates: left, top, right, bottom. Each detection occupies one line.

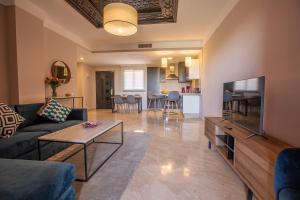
left=123, top=69, right=145, bottom=91
left=234, top=78, right=259, bottom=91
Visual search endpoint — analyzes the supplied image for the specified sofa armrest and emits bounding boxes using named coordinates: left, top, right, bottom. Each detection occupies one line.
left=67, top=108, right=88, bottom=121
left=275, top=148, right=300, bottom=199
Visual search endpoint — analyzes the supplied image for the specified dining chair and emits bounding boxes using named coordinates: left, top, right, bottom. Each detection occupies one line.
left=148, top=92, right=158, bottom=110
left=114, top=95, right=125, bottom=112
left=126, top=95, right=137, bottom=112
left=165, top=91, right=180, bottom=111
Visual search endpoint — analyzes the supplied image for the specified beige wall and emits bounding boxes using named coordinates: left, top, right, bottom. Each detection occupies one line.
left=77, top=63, right=96, bottom=109
left=44, top=28, right=78, bottom=99
left=202, top=0, right=300, bottom=146
left=15, top=6, right=45, bottom=103
left=0, top=4, right=9, bottom=103
left=0, top=5, right=79, bottom=105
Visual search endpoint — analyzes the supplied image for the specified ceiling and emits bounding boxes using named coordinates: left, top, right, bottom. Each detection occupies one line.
left=6, top=0, right=238, bottom=66
left=65, top=0, right=178, bottom=27
left=27, top=0, right=238, bottom=51
left=77, top=49, right=201, bottom=66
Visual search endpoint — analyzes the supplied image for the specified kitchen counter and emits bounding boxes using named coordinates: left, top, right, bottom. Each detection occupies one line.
left=182, top=94, right=202, bottom=118
left=181, top=93, right=201, bottom=96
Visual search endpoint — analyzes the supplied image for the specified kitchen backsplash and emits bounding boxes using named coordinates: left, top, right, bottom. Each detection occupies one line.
left=160, top=79, right=191, bottom=92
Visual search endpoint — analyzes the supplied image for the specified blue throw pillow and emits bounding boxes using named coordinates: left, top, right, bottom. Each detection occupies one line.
left=38, top=99, right=71, bottom=123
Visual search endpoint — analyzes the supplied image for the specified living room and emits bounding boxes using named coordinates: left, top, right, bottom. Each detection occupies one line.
left=0, top=0, right=299, bottom=200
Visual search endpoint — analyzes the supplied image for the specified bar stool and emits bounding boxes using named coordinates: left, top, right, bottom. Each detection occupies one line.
left=164, top=91, right=180, bottom=112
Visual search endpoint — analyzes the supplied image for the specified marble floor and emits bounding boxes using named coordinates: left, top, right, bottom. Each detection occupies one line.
left=87, top=109, right=247, bottom=200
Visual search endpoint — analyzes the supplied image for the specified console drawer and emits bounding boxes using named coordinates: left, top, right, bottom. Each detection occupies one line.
left=235, top=140, right=275, bottom=200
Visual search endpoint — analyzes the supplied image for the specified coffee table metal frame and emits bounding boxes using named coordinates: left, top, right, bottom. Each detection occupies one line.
left=37, top=121, right=123, bottom=182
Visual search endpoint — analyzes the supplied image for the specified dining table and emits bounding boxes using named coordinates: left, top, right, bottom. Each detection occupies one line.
left=111, top=95, right=143, bottom=113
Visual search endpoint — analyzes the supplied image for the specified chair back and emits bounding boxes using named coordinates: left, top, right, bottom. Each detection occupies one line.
left=167, top=91, right=180, bottom=101
left=127, top=95, right=136, bottom=104
left=148, top=91, right=156, bottom=99
left=223, top=90, right=233, bottom=102
left=114, top=95, right=123, bottom=104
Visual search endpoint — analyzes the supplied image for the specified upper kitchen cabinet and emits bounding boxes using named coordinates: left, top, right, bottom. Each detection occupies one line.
left=187, top=59, right=200, bottom=80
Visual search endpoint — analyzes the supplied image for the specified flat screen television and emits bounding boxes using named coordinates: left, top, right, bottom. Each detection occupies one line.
left=223, top=76, right=265, bottom=135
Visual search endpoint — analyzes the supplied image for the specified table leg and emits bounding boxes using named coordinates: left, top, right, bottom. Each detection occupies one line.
left=72, top=98, right=75, bottom=109
left=121, top=122, right=124, bottom=144
left=83, top=144, right=88, bottom=181
left=81, top=97, right=84, bottom=108
left=138, top=99, right=142, bottom=113
left=112, top=99, right=116, bottom=113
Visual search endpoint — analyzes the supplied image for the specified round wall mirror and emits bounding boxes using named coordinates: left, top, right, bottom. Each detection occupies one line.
left=51, top=60, right=71, bottom=84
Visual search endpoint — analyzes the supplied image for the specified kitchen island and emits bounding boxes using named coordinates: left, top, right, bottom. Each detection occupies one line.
left=182, top=93, right=202, bottom=118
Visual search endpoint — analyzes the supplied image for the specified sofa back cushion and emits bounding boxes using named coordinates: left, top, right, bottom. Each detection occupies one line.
left=14, top=103, right=45, bottom=128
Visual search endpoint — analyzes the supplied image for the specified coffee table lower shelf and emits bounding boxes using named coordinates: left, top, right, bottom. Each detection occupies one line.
left=37, top=122, right=123, bottom=182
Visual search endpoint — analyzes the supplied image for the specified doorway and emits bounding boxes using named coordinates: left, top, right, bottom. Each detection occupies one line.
left=96, top=71, right=114, bottom=109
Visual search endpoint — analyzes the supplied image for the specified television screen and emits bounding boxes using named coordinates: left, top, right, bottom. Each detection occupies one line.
left=223, top=76, right=265, bottom=134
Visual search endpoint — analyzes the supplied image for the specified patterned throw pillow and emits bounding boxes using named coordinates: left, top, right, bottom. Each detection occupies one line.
left=38, top=99, right=71, bottom=123
left=0, top=103, right=25, bottom=138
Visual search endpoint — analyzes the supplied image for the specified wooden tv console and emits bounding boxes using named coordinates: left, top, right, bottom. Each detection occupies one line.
left=205, top=117, right=291, bottom=200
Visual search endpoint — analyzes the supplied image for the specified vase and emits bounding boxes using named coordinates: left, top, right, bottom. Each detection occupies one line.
left=51, top=86, right=57, bottom=97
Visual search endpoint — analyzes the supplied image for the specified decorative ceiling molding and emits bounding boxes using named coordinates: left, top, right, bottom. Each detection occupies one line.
left=65, top=0, right=178, bottom=28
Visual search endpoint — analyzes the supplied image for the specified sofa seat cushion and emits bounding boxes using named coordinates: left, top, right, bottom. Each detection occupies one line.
left=279, top=188, right=300, bottom=200
left=21, top=120, right=82, bottom=133
left=14, top=103, right=45, bottom=128
left=0, top=131, right=49, bottom=159
left=0, top=159, right=75, bottom=200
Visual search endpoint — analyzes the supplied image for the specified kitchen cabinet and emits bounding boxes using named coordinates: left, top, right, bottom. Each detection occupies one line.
left=160, top=67, right=166, bottom=82
left=187, top=59, right=200, bottom=80
left=182, top=93, right=202, bottom=118
left=178, top=62, right=189, bottom=83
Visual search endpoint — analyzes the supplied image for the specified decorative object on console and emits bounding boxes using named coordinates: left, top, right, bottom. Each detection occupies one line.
left=0, top=103, right=25, bottom=138
left=45, top=76, right=62, bottom=97
left=103, top=3, right=138, bottom=36
left=51, top=60, right=71, bottom=84
left=37, top=99, right=71, bottom=123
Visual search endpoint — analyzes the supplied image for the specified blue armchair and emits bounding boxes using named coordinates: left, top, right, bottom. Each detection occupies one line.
left=275, top=148, right=300, bottom=200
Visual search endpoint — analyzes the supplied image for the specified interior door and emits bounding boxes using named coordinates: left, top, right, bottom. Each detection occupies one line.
left=96, top=71, right=114, bottom=109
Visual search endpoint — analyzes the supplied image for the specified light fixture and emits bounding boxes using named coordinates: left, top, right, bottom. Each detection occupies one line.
left=185, top=56, right=192, bottom=67
left=161, top=57, right=168, bottom=68
left=103, top=3, right=138, bottom=36
left=80, top=57, right=84, bottom=61
left=167, top=57, right=173, bottom=60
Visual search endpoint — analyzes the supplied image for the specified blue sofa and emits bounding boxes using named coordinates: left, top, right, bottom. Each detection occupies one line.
left=0, top=159, right=75, bottom=200
left=0, top=103, right=87, bottom=160
left=0, top=103, right=88, bottom=200
left=275, top=148, right=300, bottom=200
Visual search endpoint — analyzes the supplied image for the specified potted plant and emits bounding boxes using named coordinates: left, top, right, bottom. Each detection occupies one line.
left=45, top=76, right=62, bottom=97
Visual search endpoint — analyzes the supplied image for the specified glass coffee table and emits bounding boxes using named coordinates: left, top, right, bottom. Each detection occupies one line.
left=38, top=120, right=123, bottom=182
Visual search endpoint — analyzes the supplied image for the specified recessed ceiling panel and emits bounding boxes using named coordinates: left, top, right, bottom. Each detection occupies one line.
left=65, top=0, right=178, bottom=28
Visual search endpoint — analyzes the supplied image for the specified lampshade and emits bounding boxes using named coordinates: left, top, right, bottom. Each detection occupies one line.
left=161, top=57, right=168, bottom=68
left=103, top=3, right=138, bottom=36
left=185, top=57, right=192, bottom=67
